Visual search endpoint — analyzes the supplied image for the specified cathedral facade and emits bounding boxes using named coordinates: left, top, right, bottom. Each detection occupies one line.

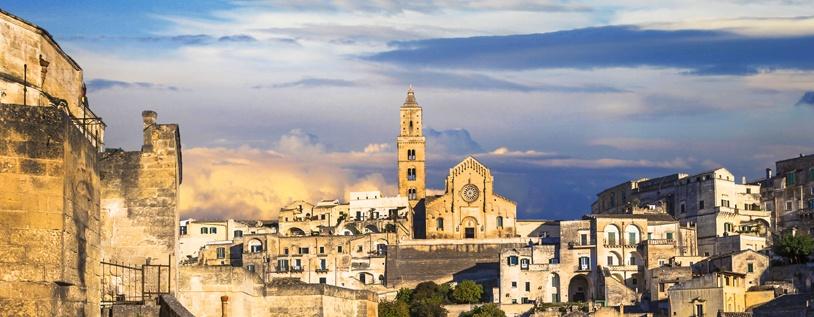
left=396, top=88, right=517, bottom=239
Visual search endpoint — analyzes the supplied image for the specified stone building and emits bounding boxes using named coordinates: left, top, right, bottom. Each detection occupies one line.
left=397, top=86, right=426, bottom=209
left=693, top=249, right=769, bottom=289
left=593, top=168, right=770, bottom=256
left=99, top=111, right=181, bottom=267
left=0, top=9, right=105, bottom=316
left=178, top=218, right=276, bottom=261
left=668, top=272, right=753, bottom=316
left=756, top=153, right=814, bottom=235
left=495, top=210, right=698, bottom=309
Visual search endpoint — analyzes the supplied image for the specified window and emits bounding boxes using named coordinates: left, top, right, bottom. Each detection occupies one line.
left=552, top=294, right=560, bottom=303
left=357, top=245, right=363, bottom=253
left=628, top=255, right=636, bottom=266
left=695, top=304, right=704, bottom=317
left=299, top=247, right=309, bottom=254
left=786, top=201, right=794, bottom=211
left=659, top=283, right=665, bottom=292
left=747, top=263, right=754, bottom=273
left=520, top=258, right=530, bottom=269
left=496, top=216, right=504, bottom=228
left=180, top=226, right=187, bottom=235
left=319, top=277, right=327, bottom=284
left=277, top=259, right=289, bottom=271
left=525, top=282, right=530, bottom=292
left=337, top=246, right=343, bottom=253
left=359, top=273, right=366, bottom=284
left=233, top=230, right=243, bottom=238
left=408, top=188, right=417, bottom=200
left=407, top=149, right=416, bottom=161
left=721, top=200, right=730, bottom=208
left=210, top=227, right=218, bottom=234
left=607, top=256, right=615, bottom=266
left=680, top=202, right=686, bottom=213
left=579, top=256, right=590, bottom=270
left=724, top=223, right=733, bottom=232
left=319, top=259, right=327, bottom=270
left=436, top=218, right=444, bottom=231
left=319, top=246, right=325, bottom=254
left=201, top=227, right=208, bottom=234
left=356, top=211, right=363, bottom=221
left=580, top=233, right=588, bottom=245
left=666, top=232, right=673, bottom=240
left=294, top=259, right=302, bottom=269
left=216, top=247, right=225, bottom=259
left=607, top=232, right=617, bottom=245
left=699, top=200, right=705, bottom=209
left=249, top=240, right=263, bottom=253
left=407, top=168, right=416, bottom=181
left=511, top=281, right=517, bottom=288
left=787, top=171, right=797, bottom=186
left=507, top=256, right=519, bottom=266
left=246, top=264, right=255, bottom=273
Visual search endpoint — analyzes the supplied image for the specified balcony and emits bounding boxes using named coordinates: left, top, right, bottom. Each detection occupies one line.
left=643, top=239, right=676, bottom=246
left=568, top=241, right=595, bottom=249
left=290, top=267, right=304, bottom=273
left=274, top=266, right=290, bottom=273
left=608, top=264, right=639, bottom=272
left=315, top=268, right=329, bottom=273
left=576, top=265, right=591, bottom=272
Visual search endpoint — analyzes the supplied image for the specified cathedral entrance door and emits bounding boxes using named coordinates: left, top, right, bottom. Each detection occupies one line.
left=465, top=227, right=475, bottom=239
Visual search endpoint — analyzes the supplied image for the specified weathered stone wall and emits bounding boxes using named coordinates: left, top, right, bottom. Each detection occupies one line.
left=0, top=10, right=104, bottom=143
left=176, top=266, right=378, bottom=317
left=99, top=111, right=181, bottom=269
left=0, top=104, right=101, bottom=316
left=386, top=239, right=529, bottom=288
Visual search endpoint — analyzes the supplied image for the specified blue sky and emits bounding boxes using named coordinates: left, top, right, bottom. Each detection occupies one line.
left=5, top=0, right=814, bottom=220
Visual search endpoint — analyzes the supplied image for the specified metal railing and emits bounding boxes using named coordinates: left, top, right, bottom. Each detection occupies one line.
left=100, top=260, right=171, bottom=306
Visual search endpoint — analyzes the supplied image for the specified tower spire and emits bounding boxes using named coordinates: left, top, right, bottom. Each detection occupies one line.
left=404, top=85, right=417, bottom=106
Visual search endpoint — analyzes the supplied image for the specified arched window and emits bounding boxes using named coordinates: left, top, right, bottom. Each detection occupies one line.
left=201, top=227, right=208, bottom=234
left=248, top=239, right=263, bottom=253
left=625, top=224, right=640, bottom=245
left=407, top=168, right=416, bottom=181
left=379, top=274, right=385, bottom=284
left=408, top=188, right=417, bottom=200
left=407, top=149, right=416, bottom=160
left=496, top=216, right=504, bottom=228
left=605, top=224, right=620, bottom=245
left=520, top=258, right=530, bottom=269
left=436, top=218, right=444, bottom=230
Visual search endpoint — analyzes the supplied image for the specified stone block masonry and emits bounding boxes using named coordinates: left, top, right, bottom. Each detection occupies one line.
left=0, top=103, right=101, bottom=316
left=99, top=111, right=182, bottom=288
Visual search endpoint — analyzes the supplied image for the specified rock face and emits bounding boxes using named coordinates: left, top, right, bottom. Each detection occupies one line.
left=796, top=91, right=814, bottom=106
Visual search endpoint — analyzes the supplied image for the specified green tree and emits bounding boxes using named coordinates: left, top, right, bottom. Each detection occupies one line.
left=412, top=281, right=447, bottom=304
left=774, top=234, right=814, bottom=264
left=451, top=280, right=484, bottom=304
left=396, top=288, right=413, bottom=303
left=379, top=299, right=409, bottom=317
left=460, top=303, right=506, bottom=317
left=410, top=299, right=448, bottom=317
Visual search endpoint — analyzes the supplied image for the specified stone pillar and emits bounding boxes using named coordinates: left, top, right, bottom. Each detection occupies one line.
left=221, top=295, right=230, bottom=317
left=142, top=110, right=157, bottom=152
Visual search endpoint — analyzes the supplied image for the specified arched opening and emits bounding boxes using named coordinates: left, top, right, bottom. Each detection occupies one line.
left=461, top=216, right=479, bottom=239
left=628, top=251, right=640, bottom=266
left=550, top=273, right=561, bottom=303
left=378, top=274, right=385, bottom=285
left=408, top=188, right=417, bottom=200
left=625, top=224, right=641, bottom=245
left=247, top=239, right=263, bottom=253
left=607, top=251, right=622, bottom=266
left=496, top=216, right=504, bottom=228
left=568, top=275, right=591, bottom=302
left=288, top=227, right=306, bottom=236
left=605, top=224, right=620, bottom=245
left=364, top=225, right=380, bottom=234
left=359, top=272, right=374, bottom=285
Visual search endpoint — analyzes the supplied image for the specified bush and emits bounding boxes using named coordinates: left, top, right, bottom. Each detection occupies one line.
left=774, top=233, right=814, bottom=264
left=379, top=299, right=409, bottom=317
left=452, top=280, right=484, bottom=304
left=460, top=303, right=506, bottom=317
left=412, top=281, right=449, bottom=304
left=396, top=288, right=413, bottom=303
left=410, top=299, right=448, bottom=317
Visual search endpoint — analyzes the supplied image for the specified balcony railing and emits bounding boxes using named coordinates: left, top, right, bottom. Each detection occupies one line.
left=315, top=268, right=329, bottom=273
left=568, top=241, right=595, bottom=249
left=644, top=239, right=676, bottom=246
left=576, top=265, right=591, bottom=272
left=290, top=267, right=304, bottom=273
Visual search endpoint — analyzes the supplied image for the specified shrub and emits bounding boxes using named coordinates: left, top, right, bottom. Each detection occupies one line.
left=379, top=299, right=409, bottom=317
left=774, top=233, right=814, bottom=264
left=451, top=280, right=484, bottom=304
left=460, top=303, right=506, bottom=317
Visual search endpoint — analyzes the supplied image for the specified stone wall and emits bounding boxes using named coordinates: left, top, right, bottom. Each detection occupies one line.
left=99, top=111, right=181, bottom=270
left=385, top=239, right=529, bottom=288
left=0, top=104, right=101, bottom=316
left=176, top=266, right=378, bottom=317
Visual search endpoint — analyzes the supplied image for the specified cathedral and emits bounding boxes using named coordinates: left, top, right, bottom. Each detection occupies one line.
left=396, top=87, right=517, bottom=239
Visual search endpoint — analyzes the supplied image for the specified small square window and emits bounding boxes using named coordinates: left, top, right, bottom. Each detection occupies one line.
left=511, top=281, right=517, bottom=288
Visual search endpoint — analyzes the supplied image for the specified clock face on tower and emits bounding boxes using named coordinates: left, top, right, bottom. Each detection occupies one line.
left=461, top=184, right=480, bottom=203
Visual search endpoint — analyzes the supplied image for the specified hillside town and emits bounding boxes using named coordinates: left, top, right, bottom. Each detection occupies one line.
left=2, top=6, right=814, bottom=317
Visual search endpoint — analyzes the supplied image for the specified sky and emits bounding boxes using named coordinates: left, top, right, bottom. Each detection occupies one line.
left=5, top=0, right=814, bottom=220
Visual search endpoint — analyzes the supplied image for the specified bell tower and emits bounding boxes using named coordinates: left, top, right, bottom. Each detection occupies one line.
left=397, top=86, right=426, bottom=207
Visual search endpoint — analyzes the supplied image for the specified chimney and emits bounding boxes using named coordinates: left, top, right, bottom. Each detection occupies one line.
left=766, top=168, right=773, bottom=180
left=221, top=295, right=230, bottom=317
left=742, top=176, right=747, bottom=184
left=142, top=110, right=157, bottom=152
